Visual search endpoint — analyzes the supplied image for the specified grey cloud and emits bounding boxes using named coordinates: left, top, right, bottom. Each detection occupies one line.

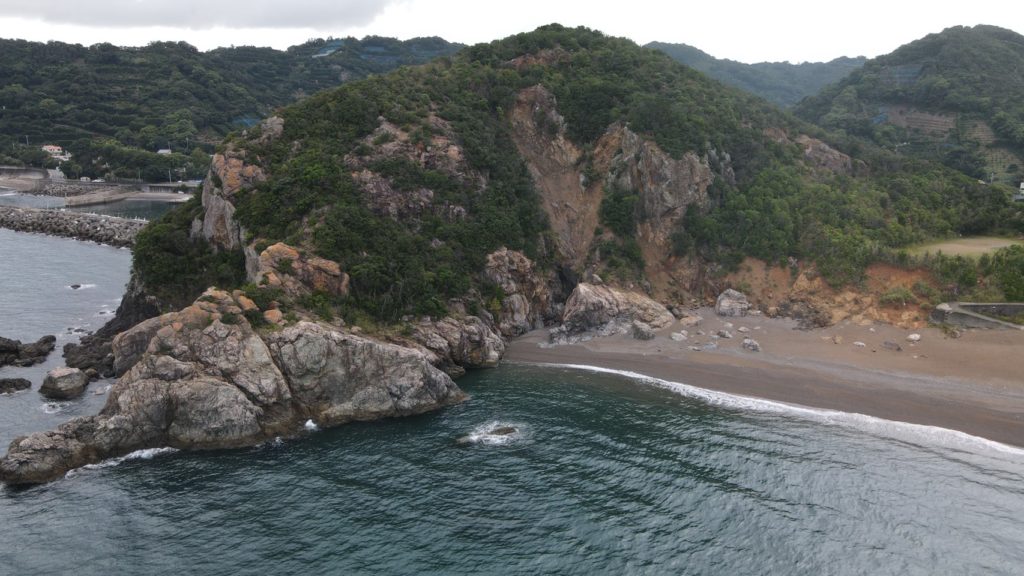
left=2, top=0, right=399, bottom=29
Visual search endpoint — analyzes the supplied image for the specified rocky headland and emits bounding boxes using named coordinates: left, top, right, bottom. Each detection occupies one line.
left=0, top=288, right=464, bottom=485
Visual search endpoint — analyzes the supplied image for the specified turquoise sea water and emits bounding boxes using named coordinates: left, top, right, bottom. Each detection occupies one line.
left=2, top=228, right=1023, bottom=575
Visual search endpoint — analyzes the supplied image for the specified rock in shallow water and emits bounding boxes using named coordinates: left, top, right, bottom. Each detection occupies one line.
left=0, top=378, right=31, bottom=394
left=39, top=367, right=88, bottom=399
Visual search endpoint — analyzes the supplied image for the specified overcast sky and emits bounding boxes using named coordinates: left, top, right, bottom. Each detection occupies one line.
left=0, top=0, right=1021, bottom=63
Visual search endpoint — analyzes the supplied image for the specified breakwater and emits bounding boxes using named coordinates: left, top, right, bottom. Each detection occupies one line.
left=0, top=206, right=145, bottom=247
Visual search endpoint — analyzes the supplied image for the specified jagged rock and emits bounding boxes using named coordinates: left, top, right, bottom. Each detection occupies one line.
left=715, top=289, right=750, bottom=317
left=253, top=243, right=349, bottom=300
left=742, top=338, right=761, bottom=352
left=64, top=274, right=163, bottom=378
left=632, top=321, right=656, bottom=340
left=0, top=289, right=465, bottom=485
left=556, top=283, right=674, bottom=339
left=267, top=322, right=464, bottom=426
left=39, top=367, right=88, bottom=399
left=0, top=335, right=55, bottom=367
left=483, top=247, right=552, bottom=337
left=0, top=378, right=31, bottom=394
left=412, top=316, right=505, bottom=376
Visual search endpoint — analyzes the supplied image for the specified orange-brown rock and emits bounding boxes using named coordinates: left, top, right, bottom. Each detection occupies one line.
left=255, top=243, right=349, bottom=300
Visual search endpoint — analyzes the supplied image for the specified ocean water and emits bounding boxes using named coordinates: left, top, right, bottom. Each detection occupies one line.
left=2, top=229, right=1024, bottom=575
left=0, top=190, right=177, bottom=220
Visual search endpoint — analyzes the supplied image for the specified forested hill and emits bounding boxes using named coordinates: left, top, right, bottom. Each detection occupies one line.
left=137, top=25, right=1022, bottom=322
left=0, top=36, right=462, bottom=179
left=647, top=41, right=865, bottom=108
left=795, top=25, right=1024, bottom=185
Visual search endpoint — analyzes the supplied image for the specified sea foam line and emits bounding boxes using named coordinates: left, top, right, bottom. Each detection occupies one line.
left=66, top=447, right=179, bottom=476
left=537, top=362, right=1024, bottom=458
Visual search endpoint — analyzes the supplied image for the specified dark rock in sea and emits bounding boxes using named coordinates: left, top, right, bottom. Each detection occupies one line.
left=63, top=274, right=162, bottom=378
left=0, top=378, right=32, bottom=394
left=39, top=367, right=89, bottom=399
left=70, top=284, right=81, bottom=290
left=1, top=288, right=465, bottom=485
left=0, top=335, right=56, bottom=368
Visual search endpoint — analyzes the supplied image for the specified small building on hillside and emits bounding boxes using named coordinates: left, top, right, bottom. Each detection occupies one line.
left=1015, top=182, right=1024, bottom=202
left=156, top=148, right=172, bottom=155
left=41, top=144, right=71, bottom=161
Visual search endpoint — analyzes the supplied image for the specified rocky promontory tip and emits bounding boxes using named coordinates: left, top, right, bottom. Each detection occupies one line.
left=0, top=288, right=465, bottom=485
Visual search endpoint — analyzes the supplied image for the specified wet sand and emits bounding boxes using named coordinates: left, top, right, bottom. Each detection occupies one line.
left=506, top=309, right=1024, bottom=447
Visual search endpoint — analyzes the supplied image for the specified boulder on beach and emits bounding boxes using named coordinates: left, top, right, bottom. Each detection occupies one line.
left=715, top=289, right=750, bottom=317
left=632, top=321, right=656, bottom=340
left=39, top=367, right=89, bottom=399
left=742, top=337, right=761, bottom=352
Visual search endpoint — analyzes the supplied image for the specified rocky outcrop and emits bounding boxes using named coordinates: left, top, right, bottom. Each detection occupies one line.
left=715, top=289, right=750, bottom=317
left=266, top=323, right=463, bottom=426
left=550, top=283, right=675, bottom=342
left=411, top=316, right=504, bottom=377
left=0, top=289, right=464, bottom=485
left=0, top=206, right=144, bottom=247
left=484, top=247, right=552, bottom=337
left=64, top=274, right=164, bottom=378
left=252, top=243, right=349, bottom=300
left=39, top=367, right=88, bottom=399
left=593, top=123, right=715, bottom=260
left=0, top=335, right=55, bottom=368
left=194, top=132, right=271, bottom=252
left=0, top=378, right=31, bottom=394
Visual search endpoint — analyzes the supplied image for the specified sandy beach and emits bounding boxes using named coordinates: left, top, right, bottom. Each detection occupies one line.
left=506, top=309, right=1024, bottom=447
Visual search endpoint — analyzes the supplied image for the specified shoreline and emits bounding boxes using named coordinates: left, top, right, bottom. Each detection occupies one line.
left=505, top=309, right=1024, bottom=448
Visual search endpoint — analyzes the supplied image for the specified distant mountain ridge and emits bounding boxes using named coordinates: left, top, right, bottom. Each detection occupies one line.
left=646, top=41, right=866, bottom=108
left=794, top=24, right=1024, bottom=185
left=0, top=36, right=463, bottom=179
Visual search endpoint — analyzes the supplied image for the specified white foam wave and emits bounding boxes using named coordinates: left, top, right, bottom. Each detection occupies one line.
left=39, top=402, right=66, bottom=415
left=304, top=419, right=319, bottom=431
left=0, top=191, right=18, bottom=196
left=79, top=447, right=179, bottom=471
left=544, top=363, right=1024, bottom=457
left=459, top=420, right=526, bottom=446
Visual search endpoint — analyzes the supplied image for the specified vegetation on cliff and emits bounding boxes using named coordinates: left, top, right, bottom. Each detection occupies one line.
left=648, top=41, right=866, bottom=108
left=0, top=36, right=462, bottom=178
left=795, top=25, right=1024, bottom=184
left=138, top=25, right=1024, bottom=323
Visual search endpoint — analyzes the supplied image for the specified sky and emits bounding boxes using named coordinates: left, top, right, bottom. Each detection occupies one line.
left=0, top=0, right=1021, bottom=63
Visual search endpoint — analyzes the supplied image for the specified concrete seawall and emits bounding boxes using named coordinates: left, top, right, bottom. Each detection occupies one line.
left=0, top=206, right=145, bottom=247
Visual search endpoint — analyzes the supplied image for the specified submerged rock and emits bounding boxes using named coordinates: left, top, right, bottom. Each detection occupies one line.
left=0, top=289, right=465, bottom=485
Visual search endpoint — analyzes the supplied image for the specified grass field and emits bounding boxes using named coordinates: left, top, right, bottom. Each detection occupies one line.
left=908, top=236, right=1024, bottom=257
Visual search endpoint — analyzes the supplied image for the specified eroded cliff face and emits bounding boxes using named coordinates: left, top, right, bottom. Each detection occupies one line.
left=510, top=84, right=716, bottom=297
left=0, top=289, right=464, bottom=485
